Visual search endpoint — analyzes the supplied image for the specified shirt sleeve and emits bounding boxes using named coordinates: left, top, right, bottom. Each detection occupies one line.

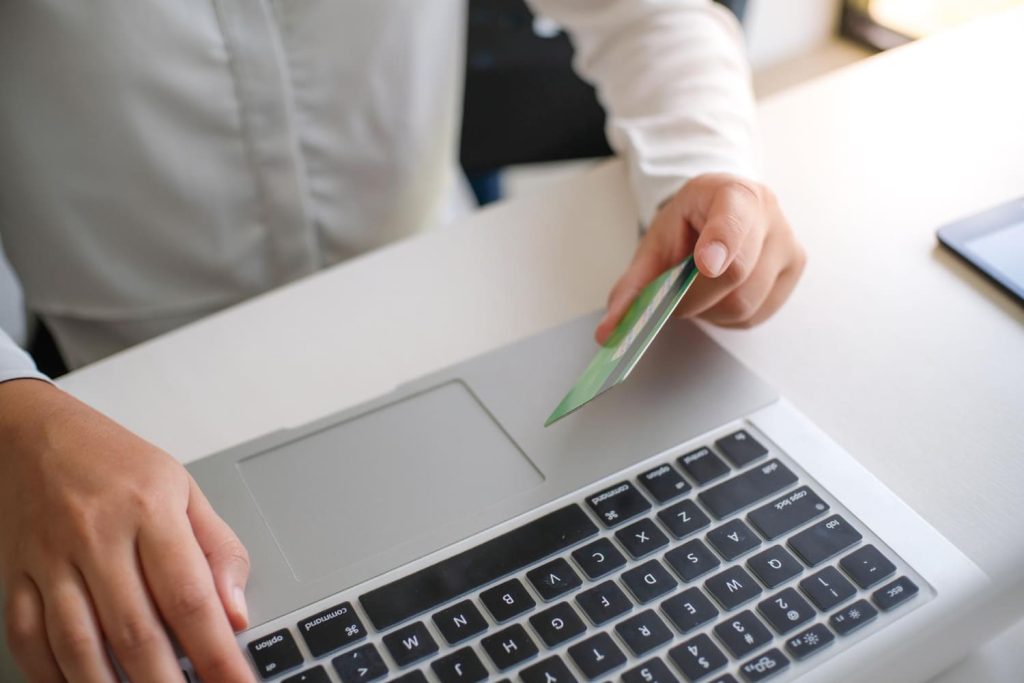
left=0, top=327, right=50, bottom=384
left=524, top=0, right=760, bottom=226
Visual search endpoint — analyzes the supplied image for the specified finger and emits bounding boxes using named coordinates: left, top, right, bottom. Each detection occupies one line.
left=698, top=230, right=791, bottom=327
left=595, top=239, right=669, bottom=345
left=595, top=199, right=700, bottom=346
left=41, top=569, right=117, bottom=683
left=4, top=576, right=64, bottom=683
left=187, top=477, right=250, bottom=631
left=693, top=181, right=765, bottom=278
left=80, top=545, right=183, bottom=683
left=138, top=510, right=254, bottom=682
left=675, top=219, right=767, bottom=320
left=719, top=245, right=806, bottom=329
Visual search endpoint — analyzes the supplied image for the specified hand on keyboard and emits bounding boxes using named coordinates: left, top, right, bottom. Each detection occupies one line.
left=0, top=379, right=255, bottom=682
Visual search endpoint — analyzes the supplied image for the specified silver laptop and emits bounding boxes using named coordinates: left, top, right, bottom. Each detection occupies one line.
left=184, top=313, right=987, bottom=683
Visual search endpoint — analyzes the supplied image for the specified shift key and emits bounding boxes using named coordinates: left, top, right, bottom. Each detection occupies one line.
left=698, top=459, right=797, bottom=519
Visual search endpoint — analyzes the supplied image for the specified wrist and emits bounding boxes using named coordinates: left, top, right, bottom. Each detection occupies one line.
left=0, top=378, right=69, bottom=444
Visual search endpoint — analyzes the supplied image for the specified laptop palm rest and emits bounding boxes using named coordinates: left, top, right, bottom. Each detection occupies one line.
left=188, top=314, right=777, bottom=625
left=236, top=381, right=542, bottom=584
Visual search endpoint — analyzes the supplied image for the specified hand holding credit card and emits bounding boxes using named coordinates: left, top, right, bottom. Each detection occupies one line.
left=545, top=256, right=700, bottom=426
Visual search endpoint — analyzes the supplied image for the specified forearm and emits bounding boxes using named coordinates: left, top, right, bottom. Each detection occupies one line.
left=525, top=0, right=759, bottom=224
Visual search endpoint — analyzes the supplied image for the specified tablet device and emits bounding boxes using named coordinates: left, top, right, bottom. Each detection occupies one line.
left=937, top=195, right=1024, bottom=305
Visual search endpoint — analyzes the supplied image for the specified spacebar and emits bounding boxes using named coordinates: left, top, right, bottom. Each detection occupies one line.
left=360, top=504, right=598, bottom=630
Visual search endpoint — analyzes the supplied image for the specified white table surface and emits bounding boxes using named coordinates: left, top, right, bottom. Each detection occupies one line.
left=56, top=8, right=1024, bottom=681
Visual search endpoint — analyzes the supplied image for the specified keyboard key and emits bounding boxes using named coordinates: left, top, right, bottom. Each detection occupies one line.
left=699, top=460, right=797, bottom=520
left=390, top=671, right=428, bottom=683
left=872, top=576, right=920, bottom=611
left=623, top=657, right=680, bottom=683
left=715, top=430, right=768, bottom=468
left=747, top=486, right=829, bottom=540
left=587, top=481, right=651, bottom=527
left=615, top=609, right=673, bottom=656
left=568, top=632, right=626, bottom=680
left=528, top=558, right=583, bottom=601
left=482, top=624, right=539, bottom=671
left=704, top=566, right=762, bottom=610
left=746, top=546, right=802, bottom=588
left=664, top=540, right=721, bottom=582
left=298, top=602, right=366, bottom=657
left=529, top=601, right=587, bottom=648
left=829, top=599, right=878, bottom=636
left=481, top=578, right=536, bottom=623
left=361, top=504, right=597, bottom=630
left=520, top=655, right=578, bottom=683
left=757, top=588, right=815, bottom=634
left=707, top=676, right=739, bottom=683
left=332, top=643, right=388, bottom=683
left=787, top=515, right=862, bottom=567
left=839, top=545, right=897, bottom=589
left=784, top=623, right=835, bottom=661
left=431, top=647, right=488, bottom=683
left=382, top=621, right=438, bottom=668
left=799, top=566, right=856, bottom=611
left=713, top=610, right=772, bottom=658
left=668, top=634, right=727, bottom=682
left=678, top=447, right=730, bottom=485
left=248, top=629, right=304, bottom=680
left=706, top=519, right=761, bottom=561
left=623, top=560, right=678, bottom=603
left=661, top=588, right=718, bottom=633
left=572, top=537, right=627, bottom=579
left=576, top=580, right=632, bottom=625
left=639, top=463, right=692, bottom=503
left=657, top=499, right=711, bottom=539
left=283, top=666, right=330, bottom=683
left=738, top=648, right=789, bottom=682
left=432, top=599, right=488, bottom=645
left=616, top=518, right=670, bottom=559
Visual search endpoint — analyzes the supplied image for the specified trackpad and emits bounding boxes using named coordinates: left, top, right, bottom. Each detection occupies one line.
left=237, top=381, right=542, bottom=582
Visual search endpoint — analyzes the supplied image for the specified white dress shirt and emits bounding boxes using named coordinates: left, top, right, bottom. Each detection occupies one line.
left=0, top=0, right=757, bottom=379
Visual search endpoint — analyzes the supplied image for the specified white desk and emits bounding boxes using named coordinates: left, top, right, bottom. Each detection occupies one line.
left=55, top=8, right=1024, bottom=681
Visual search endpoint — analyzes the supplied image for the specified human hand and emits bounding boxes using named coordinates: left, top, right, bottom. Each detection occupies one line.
left=0, top=379, right=255, bottom=682
left=596, top=173, right=806, bottom=342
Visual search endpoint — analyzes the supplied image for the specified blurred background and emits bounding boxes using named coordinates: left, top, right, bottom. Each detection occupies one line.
left=3, top=0, right=1022, bottom=369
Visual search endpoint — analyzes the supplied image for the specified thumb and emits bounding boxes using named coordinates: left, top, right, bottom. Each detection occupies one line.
left=595, top=236, right=667, bottom=345
left=187, top=477, right=251, bottom=631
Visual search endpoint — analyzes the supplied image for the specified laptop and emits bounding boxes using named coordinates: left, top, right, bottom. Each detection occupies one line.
left=183, top=312, right=987, bottom=683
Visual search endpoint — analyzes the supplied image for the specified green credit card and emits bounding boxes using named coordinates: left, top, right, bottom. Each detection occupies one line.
left=545, top=256, right=700, bottom=427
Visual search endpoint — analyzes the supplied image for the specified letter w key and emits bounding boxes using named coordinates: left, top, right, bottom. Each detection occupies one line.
left=383, top=622, right=439, bottom=667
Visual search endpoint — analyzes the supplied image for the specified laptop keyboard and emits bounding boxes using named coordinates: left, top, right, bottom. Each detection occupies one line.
left=229, top=424, right=928, bottom=683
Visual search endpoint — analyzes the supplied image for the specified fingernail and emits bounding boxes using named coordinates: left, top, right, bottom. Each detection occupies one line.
left=701, top=241, right=728, bottom=277
left=233, top=586, right=249, bottom=623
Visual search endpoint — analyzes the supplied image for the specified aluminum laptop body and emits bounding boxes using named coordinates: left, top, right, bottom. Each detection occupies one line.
left=185, top=313, right=988, bottom=683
